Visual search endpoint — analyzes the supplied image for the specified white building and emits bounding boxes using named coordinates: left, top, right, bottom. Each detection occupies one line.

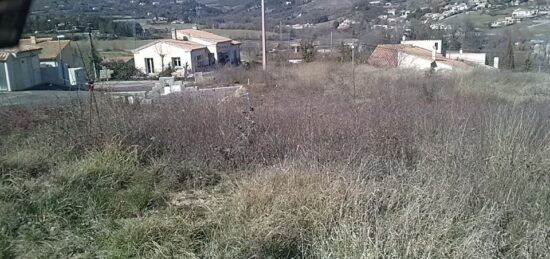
left=20, top=36, right=83, bottom=86
left=446, top=50, right=487, bottom=65
left=512, top=8, right=538, bottom=19
left=368, top=44, right=472, bottom=71
left=134, top=29, right=242, bottom=76
left=0, top=45, right=43, bottom=91
left=133, top=39, right=209, bottom=75
left=172, top=29, right=241, bottom=66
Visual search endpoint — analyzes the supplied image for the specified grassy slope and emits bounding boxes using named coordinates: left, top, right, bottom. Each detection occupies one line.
left=0, top=64, right=549, bottom=258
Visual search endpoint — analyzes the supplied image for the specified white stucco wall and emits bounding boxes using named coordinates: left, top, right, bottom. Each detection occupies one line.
left=172, top=30, right=242, bottom=66
left=397, top=52, right=453, bottom=70
left=446, top=52, right=486, bottom=65
left=134, top=42, right=209, bottom=75
left=216, top=42, right=241, bottom=65
left=2, top=52, right=42, bottom=91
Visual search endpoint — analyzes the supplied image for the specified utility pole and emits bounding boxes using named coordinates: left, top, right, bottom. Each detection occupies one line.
left=56, top=34, right=66, bottom=86
left=134, top=22, right=137, bottom=49
left=88, top=26, right=98, bottom=81
left=351, top=44, right=356, bottom=102
left=261, top=0, right=267, bottom=71
left=330, top=31, right=333, bottom=51
left=279, top=20, right=283, bottom=42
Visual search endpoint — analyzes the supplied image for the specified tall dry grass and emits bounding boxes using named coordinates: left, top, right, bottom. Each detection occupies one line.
left=0, top=63, right=549, bottom=258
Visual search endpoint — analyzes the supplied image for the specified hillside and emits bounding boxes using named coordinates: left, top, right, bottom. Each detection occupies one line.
left=1, top=64, right=549, bottom=258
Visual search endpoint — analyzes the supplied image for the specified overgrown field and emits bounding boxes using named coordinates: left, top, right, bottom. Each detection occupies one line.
left=0, top=64, right=549, bottom=258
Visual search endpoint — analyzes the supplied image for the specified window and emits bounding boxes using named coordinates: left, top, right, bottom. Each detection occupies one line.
left=435, top=42, right=439, bottom=51
left=145, top=58, right=154, bottom=74
left=172, top=57, right=181, bottom=67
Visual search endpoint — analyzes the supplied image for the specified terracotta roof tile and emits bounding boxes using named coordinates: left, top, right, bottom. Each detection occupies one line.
left=20, top=38, right=71, bottom=60
left=368, top=44, right=472, bottom=70
left=0, top=45, right=42, bottom=61
left=133, top=39, right=207, bottom=52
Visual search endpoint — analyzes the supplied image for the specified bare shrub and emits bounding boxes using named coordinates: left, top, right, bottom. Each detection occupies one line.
left=0, top=63, right=549, bottom=258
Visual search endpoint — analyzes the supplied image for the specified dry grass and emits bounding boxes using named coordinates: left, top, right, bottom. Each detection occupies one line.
left=0, top=63, right=549, bottom=258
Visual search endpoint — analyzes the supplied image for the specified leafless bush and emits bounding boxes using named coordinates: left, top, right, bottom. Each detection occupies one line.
left=1, top=63, right=549, bottom=257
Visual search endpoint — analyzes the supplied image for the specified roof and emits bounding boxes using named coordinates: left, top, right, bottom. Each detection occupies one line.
left=367, top=44, right=410, bottom=68
left=368, top=44, right=471, bottom=69
left=176, top=29, right=232, bottom=44
left=133, top=39, right=207, bottom=53
left=20, top=38, right=71, bottom=60
left=0, top=45, right=42, bottom=61
left=20, top=38, right=70, bottom=58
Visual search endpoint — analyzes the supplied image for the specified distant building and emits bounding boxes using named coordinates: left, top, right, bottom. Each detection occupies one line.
left=20, top=36, right=83, bottom=86
left=446, top=50, right=487, bottom=65
left=491, top=17, right=516, bottom=28
left=0, top=45, right=43, bottom=91
left=368, top=44, right=472, bottom=71
left=512, top=8, right=538, bottom=18
left=133, top=39, right=209, bottom=75
left=134, top=29, right=241, bottom=76
left=172, top=29, right=241, bottom=66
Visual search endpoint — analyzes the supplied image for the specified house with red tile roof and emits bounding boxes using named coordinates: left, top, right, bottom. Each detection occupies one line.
left=133, top=39, right=210, bottom=75
left=368, top=44, right=473, bottom=71
left=133, top=29, right=241, bottom=76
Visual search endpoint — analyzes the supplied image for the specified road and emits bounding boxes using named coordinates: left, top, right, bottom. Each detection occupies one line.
left=0, top=90, right=89, bottom=107
left=0, top=85, right=247, bottom=108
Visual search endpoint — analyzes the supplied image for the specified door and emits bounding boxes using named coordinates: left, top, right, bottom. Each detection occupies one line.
left=145, top=58, right=154, bottom=74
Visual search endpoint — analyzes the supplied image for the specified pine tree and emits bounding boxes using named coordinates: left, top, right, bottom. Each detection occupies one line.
left=524, top=56, right=533, bottom=72
left=502, top=39, right=515, bottom=70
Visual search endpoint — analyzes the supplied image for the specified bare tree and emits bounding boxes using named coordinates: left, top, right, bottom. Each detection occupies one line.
left=154, top=43, right=168, bottom=72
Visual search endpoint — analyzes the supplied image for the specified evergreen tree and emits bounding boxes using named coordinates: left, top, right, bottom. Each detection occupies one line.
left=524, top=56, right=533, bottom=72
left=301, top=40, right=316, bottom=63
left=502, top=39, right=515, bottom=70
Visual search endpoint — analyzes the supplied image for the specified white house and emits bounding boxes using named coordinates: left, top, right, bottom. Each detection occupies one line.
left=512, top=8, right=538, bottom=19
left=0, top=45, right=43, bottom=91
left=446, top=50, right=487, bottom=65
left=368, top=44, right=472, bottom=71
left=172, top=29, right=241, bottom=66
left=20, top=36, right=83, bottom=86
left=133, top=39, right=209, bottom=75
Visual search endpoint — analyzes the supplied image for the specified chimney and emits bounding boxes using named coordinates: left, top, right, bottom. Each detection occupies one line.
left=402, top=35, right=406, bottom=42
left=171, top=28, right=177, bottom=40
left=30, top=35, right=37, bottom=45
left=459, top=48, right=463, bottom=59
left=493, top=57, right=500, bottom=69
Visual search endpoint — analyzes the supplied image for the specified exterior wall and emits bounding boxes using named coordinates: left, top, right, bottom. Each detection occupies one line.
left=0, top=62, right=8, bottom=91
left=397, top=52, right=453, bottom=70
left=215, top=42, right=241, bottom=65
left=63, top=43, right=83, bottom=67
left=401, top=40, right=443, bottom=54
left=134, top=42, right=209, bottom=75
left=40, top=60, right=70, bottom=85
left=2, top=52, right=42, bottom=91
left=68, top=68, right=87, bottom=86
left=446, top=52, right=486, bottom=65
